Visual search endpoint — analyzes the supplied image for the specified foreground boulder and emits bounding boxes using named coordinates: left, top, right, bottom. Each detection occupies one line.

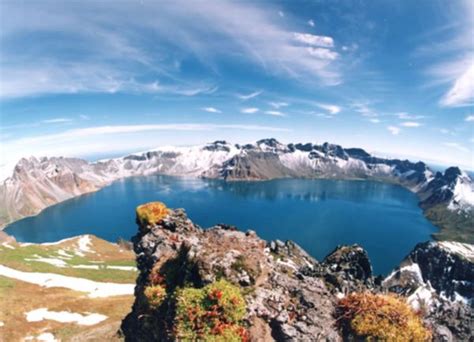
left=121, top=202, right=473, bottom=341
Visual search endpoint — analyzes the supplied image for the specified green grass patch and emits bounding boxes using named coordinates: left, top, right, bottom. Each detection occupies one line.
left=0, top=244, right=137, bottom=283
left=425, top=205, right=474, bottom=244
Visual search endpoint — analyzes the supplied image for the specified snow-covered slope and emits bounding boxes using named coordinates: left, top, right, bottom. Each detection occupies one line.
left=383, top=241, right=474, bottom=311
left=1, top=139, right=473, bottom=231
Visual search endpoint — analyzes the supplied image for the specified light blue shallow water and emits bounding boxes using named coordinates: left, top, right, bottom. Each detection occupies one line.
left=5, top=176, right=437, bottom=274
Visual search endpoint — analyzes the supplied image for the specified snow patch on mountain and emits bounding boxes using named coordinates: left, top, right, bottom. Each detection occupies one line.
left=1, top=139, right=473, bottom=230
left=448, top=172, right=474, bottom=211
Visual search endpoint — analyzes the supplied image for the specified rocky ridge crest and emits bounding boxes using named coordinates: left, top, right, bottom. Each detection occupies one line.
left=121, top=203, right=473, bottom=341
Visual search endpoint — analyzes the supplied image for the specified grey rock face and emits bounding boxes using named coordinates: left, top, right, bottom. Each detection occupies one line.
left=121, top=206, right=474, bottom=341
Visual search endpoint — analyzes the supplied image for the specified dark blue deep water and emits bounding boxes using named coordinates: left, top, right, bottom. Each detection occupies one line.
left=5, top=176, right=437, bottom=274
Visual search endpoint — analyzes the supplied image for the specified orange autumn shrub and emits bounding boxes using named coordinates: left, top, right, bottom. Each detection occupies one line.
left=136, top=202, right=169, bottom=226
left=336, top=292, right=431, bottom=342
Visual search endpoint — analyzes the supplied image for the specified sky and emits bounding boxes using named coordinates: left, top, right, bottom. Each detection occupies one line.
left=0, top=0, right=473, bottom=179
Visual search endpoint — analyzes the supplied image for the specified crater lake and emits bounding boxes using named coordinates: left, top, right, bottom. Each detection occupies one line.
left=5, top=176, right=438, bottom=275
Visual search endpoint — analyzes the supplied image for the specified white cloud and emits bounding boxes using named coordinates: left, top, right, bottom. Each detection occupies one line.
left=397, top=112, right=424, bottom=120
left=307, top=47, right=339, bottom=60
left=0, top=1, right=343, bottom=99
left=278, top=11, right=284, bottom=17
left=443, top=142, right=469, bottom=153
left=440, top=62, right=474, bottom=107
left=465, top=114, right=474, bottom=122
left=315, top=102, right=341, bottom=114
left=352, top=102, right=378, bottom=117
left=42, top=118, right=74, bottom=124
left=387, top=126, right=400, bottom=135
left=400, top=121, right=421, bottom=127
left=264, top=110, right=285, bottom=117
left=369, top=118, right=380, bottom=123
left=237, top=91, right=262, bottom=100
left=79, top=115, right=90, bottom=120
left=268, top=101, right=288, bottom=109
left=293, top=33, right=334, bottom=48
left=12, top=124, right=289, bottom=145
left=241, top=107, right=259, bottom=114
left=341, top=43, right=358, bottom=52
left=202, top=107, right=222, bottom=114
left=307, top=20, right=315, bottom=27
left=0, top=63, right=217, bottom=99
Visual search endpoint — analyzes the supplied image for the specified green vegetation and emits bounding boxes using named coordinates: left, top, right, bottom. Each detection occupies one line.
left=0, top=240, right=137, bottom=283
left=174, top=280, right=248, bottom=341
left=336, top=292, right=432, bottom=342
left=136, top=202, right=169, bottom=226
left=144, top=285, right=166, bottom=309
left=425, top=205, right=474, bottom=244
left=0, top=275, right=15, bottom=296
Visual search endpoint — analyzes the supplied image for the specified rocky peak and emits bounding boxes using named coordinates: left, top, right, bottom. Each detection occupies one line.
left=256, top=138, right=288, bottom=153
left=382, top=241, right=474, bottom=340
left=444, top=167, right=462, bottom=183
left=344, top=147, right=371, bottom=160
left=121, top=202, right=474, bottom=341
left=202, top=140, right=231, bottom=152
left=122, top=203, right=341, bottom=340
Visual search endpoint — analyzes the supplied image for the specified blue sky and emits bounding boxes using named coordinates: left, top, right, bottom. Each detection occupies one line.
left=0, top=0, right=473, bottom=178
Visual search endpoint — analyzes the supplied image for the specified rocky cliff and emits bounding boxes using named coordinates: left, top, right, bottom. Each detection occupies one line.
left=1, top=139, right=473, bottom=243
left=120, top=202, right=473, bottom=341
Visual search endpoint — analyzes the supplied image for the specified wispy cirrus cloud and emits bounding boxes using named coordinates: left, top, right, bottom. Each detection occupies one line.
left=241, top=107, right=259, bottom=114
left=0, top=0, right=343, bottom=100
left=293, top=33, right=334, bottom=48
left=268, top=101, right=289, bottom=109
left=351, top=101, right=378, bottom=117
left=237, top=91, right=262, bottom=101
left=264, top=110, right=285, bottom=117
left=315, top=102, right=341, bottom=115
left=465, top=115, right=474, bottom=122
left=201, top=107, right=222, bottom=114
left=436, top=58, right=474, bottom=107
left=443, top=142, right=469, bottom=153
left=396, top=112, right=425, bottom=120
left=42, top=118, right=74, bottom=124
left=387, top=126, right=400, bottom=135
left=400, top=121, right=422, bottom=127
left=417, top=1, right=474, bottom=107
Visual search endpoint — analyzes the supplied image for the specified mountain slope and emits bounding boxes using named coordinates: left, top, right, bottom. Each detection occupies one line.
left=1, top=139, right=473, bottom=242
left=0, top=233, right=136, bottom=341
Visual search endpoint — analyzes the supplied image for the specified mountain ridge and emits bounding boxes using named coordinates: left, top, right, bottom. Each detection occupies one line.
left=1, top=139, right=473, bottom=242
left=120, top=202, right=473, bottom=341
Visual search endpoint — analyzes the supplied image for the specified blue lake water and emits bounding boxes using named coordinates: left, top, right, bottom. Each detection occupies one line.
left=5, top=176, right=438, bottom=275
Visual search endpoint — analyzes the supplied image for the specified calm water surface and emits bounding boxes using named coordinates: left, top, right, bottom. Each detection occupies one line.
left=5, top=176, right=437, bottom=274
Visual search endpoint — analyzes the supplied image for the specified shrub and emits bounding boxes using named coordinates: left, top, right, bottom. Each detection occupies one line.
left=149, top=268, right=166, bottom=286
left=144, top=285, right=166, bottom=309
left=136, top=202, right=169, bottom=226
left=336, top=292, right=432, bottom=341
left=175, top=279, right=248, bottom=341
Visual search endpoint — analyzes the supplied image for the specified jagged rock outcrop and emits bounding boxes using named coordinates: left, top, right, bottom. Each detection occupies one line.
left=121, top=203, right=474, bottom=341
left=1, top=139, right=473, bottom=243
left=383, top=241, right=474, bottom=340
left=121, top=207, right=341, bottom=341
left=315, top=245, right=375, bottom=294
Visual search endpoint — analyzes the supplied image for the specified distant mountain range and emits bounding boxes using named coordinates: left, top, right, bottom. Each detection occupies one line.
left=1, top=139, right=473, bottom=242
